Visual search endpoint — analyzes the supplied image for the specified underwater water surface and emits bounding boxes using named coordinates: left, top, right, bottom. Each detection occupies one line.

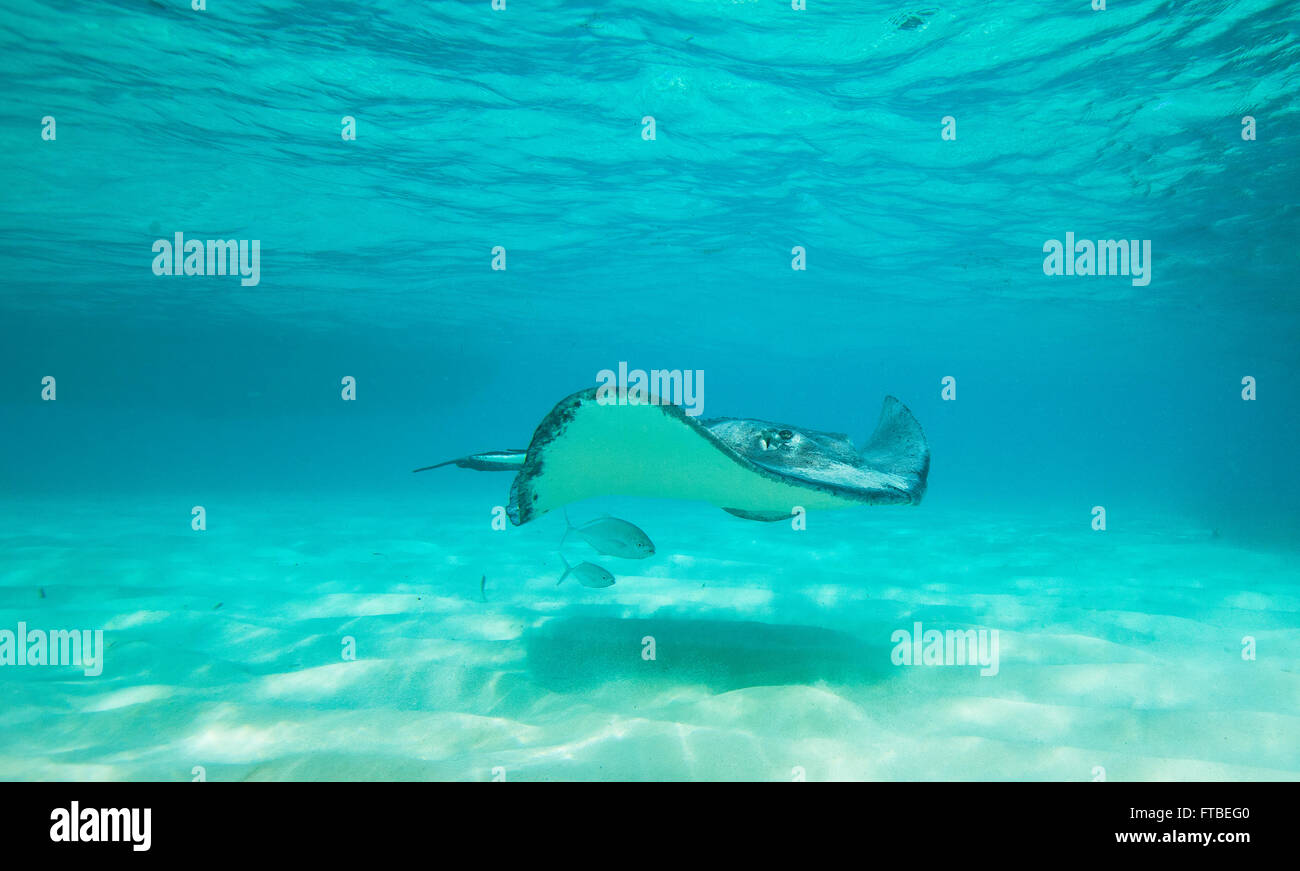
left=1, top=0, right=1298, bottom=781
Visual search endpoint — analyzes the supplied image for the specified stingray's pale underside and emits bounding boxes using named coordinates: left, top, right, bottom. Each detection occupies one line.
left=419, top=388, right=930, bottom=526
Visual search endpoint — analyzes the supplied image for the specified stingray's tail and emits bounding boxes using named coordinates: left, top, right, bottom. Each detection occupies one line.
left=413, top=450, right=528, bottom=473
left=860, top=397, right=931, bottom=504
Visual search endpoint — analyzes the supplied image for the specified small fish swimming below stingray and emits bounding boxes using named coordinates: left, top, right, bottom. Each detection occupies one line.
left=415, top=387, right=930, bottom=525
left=557, top=555, right=616, bottom=588
left=562, top=510, right=654, bottom=558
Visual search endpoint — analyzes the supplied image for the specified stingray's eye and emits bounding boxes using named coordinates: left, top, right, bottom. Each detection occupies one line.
left=778, top=429, right=793, bottom=441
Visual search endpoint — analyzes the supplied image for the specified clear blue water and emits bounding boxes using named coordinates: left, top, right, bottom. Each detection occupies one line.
left=1, top=0, right=1298, bottom=780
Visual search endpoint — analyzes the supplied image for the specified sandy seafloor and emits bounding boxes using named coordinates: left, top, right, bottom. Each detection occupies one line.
left=2, top=491, right=1297, bottom=782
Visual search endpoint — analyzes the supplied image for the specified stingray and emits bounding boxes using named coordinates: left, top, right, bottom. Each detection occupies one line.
left=415, top=388, right=930, bottom=525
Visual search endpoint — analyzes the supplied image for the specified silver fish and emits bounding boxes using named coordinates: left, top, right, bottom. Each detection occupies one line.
left=557, top=555, right=615, bottom=588
left=562, top=511, right=655, bottom=559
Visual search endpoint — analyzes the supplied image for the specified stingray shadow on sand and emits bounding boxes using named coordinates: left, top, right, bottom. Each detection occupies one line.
left=522, top=613, right=897, bottom=694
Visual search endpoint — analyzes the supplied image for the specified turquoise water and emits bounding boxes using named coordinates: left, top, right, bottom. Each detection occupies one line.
left=2, top=0, right=1298, bottom=780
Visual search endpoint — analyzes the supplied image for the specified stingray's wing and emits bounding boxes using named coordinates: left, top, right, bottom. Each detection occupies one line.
left=505, top=389, right=922, bottom=525
left=507, top=389, right=836, bottom=525
left=859, top=396, right=930, bottom=503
